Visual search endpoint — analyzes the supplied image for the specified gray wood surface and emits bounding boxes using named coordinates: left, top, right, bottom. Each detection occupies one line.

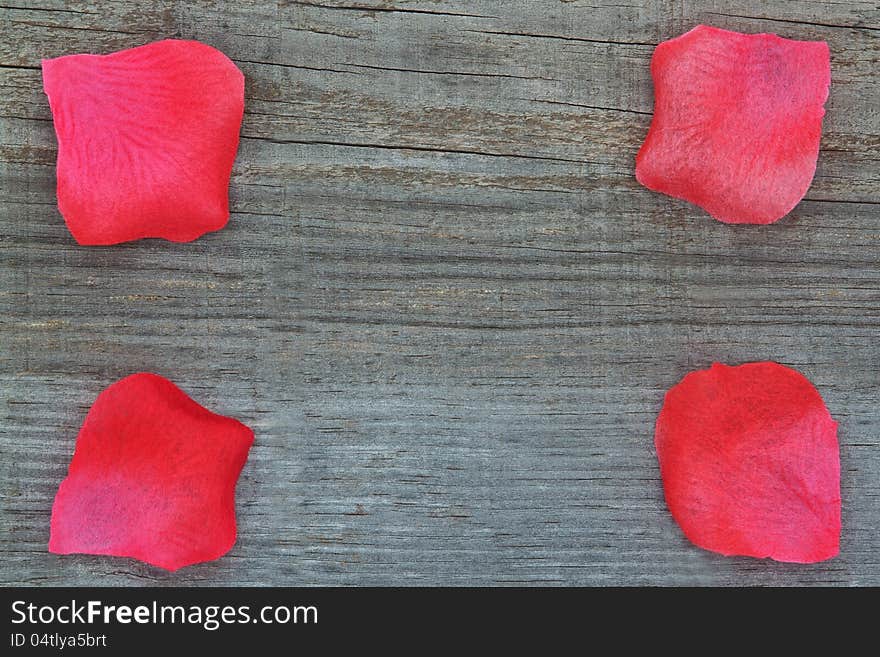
left=1, top=0, right=877, bottom=586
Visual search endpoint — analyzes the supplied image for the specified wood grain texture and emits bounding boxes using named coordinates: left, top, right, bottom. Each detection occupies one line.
left=1, top=0, right=877, bottom=586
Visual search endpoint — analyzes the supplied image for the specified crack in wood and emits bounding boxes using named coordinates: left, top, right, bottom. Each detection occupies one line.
left=466, top=29, right=655, bottom=47
left=527, top=97, right=651, bottom=116
left=288, top=26, right=360, bottom=39
left=0, top=63, right=41, bottom=70
left=241, top=135, right=592, bottom=165
left=8, top=20, right=146, bottom=36
left=804, top=196, right=880, bottom=205
left=234, top=58, right=357, bottom=74
left=706, top=11, right=880, bottom=31
left=0, top=4, right=94, bottom=14
left=290, top=1, right=498, bottom=20
left=343, top=62, right=558, bottom=81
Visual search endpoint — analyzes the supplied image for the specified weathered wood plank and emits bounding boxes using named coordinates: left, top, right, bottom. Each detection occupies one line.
left=1, top=0, right=878, bottom=586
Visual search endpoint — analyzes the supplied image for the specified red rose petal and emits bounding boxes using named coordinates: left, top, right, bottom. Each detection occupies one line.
left=655, top=362, right=840, bottom=563
left=49, top=373, right=254, bottom=571
left=636, top=25, right=830, bottom=224
left=42, top=39, right=244, bottom=245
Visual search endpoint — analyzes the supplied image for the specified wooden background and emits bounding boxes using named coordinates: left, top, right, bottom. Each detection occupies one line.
left=1, top=0, right=877, bottom=586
